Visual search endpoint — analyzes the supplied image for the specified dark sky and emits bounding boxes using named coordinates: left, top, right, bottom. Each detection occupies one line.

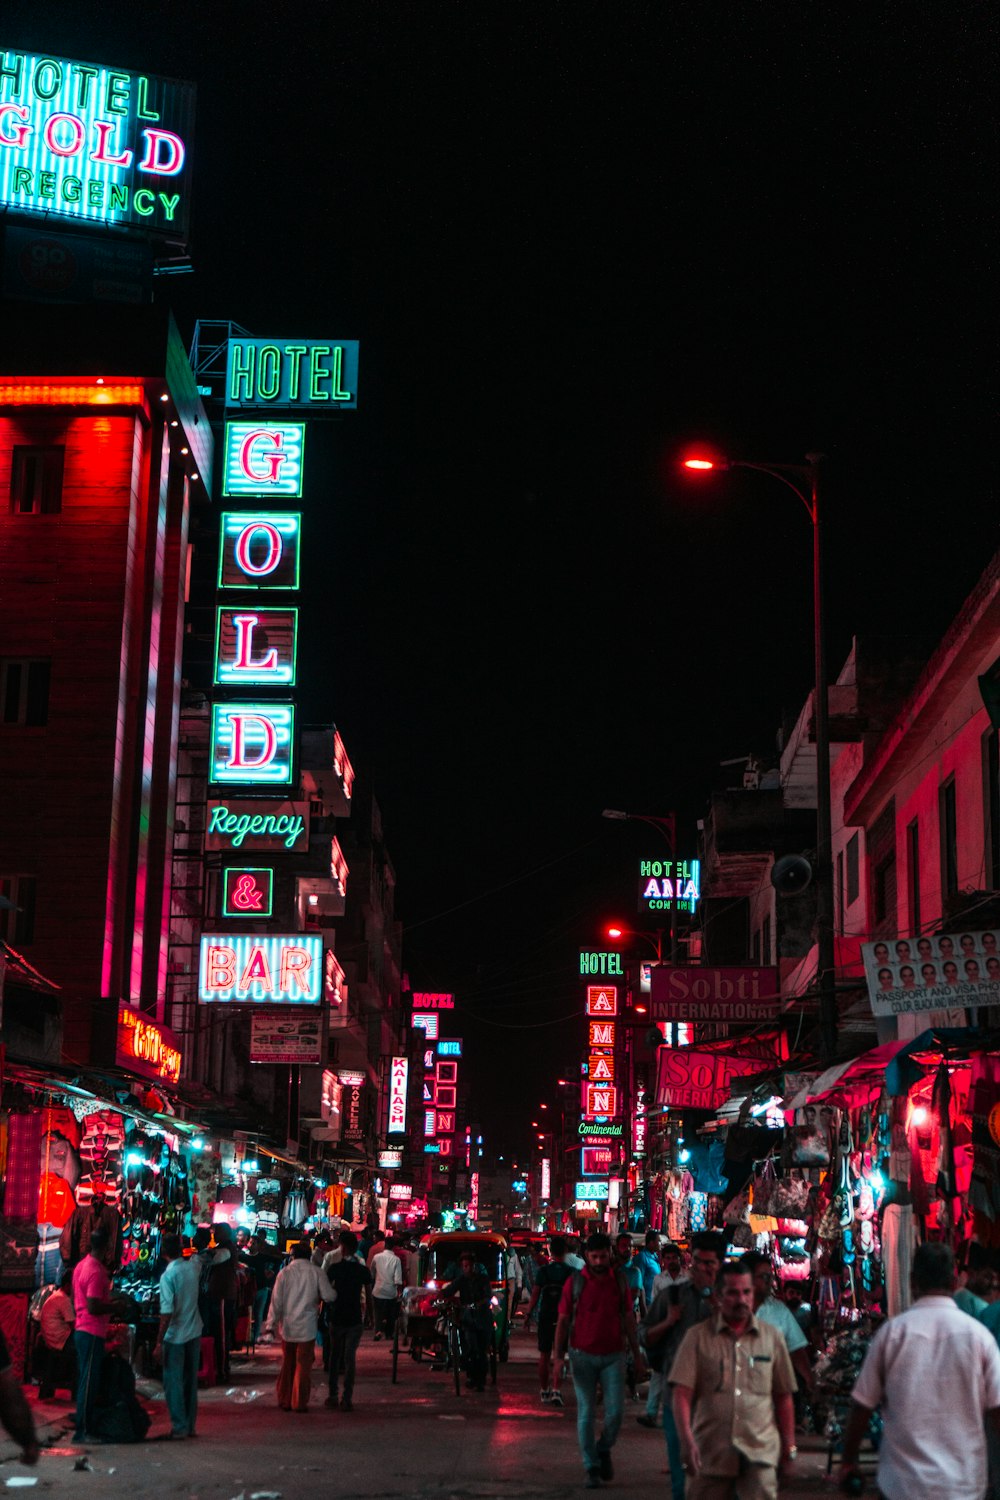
left=8, top=3, right=997, bottom=1153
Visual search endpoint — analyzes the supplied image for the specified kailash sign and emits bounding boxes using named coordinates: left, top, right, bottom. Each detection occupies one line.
left=0, top=50, right=195, bottom=238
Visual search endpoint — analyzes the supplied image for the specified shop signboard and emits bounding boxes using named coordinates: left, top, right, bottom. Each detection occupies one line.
left=0, top=50, right=196, bottom=239
left=655, top=1048, right=765, bottom=1110
left=205, top=799, right=309, bottom=854
left=226, top=338, right=360, bottom=410
left=638, top=857, right=700, bottom=915
left=585, top=985, right=618, bottom=1017
left=583, top=1083, right=619, bottom=1118
left=339, top=1072, right=365, bottom=1142
left=214, top=608, right=298, bottom=687
left=411, top=992, right=454, bottom=1009
left=249, top=1013, right=323, bottom=1065
left=222, top=422, right=305, bottom=498
left=116, top=1003, right=181, bottom=1084
left=411, top=1011, right=439, bottom=1038
left=388, top=1183, right=412, bottom=1200
left=221, top=867, right=273, bottom=918
left=198, top=934, right=322, bottom=1004
left=863, top=930, right=1000, bottom=1016
left=218, top=512, right=301, bottom=590
left=579, top=951, right=624, bottom=977
left=437, top=1038, right=462, bottom=1056
left=650, top=966, right=780, bottom=1023
left=581, top=1145, right=615, bottom=1175
left=576, top=1180, right=609, bottom=1200
left=3, top=225, right=152, bottom=303
left=377, top=1149, right=403, bottom=1169
left=209, top=702, right=295, bottom=786
left=578, top=1119, right=624, bottom=1141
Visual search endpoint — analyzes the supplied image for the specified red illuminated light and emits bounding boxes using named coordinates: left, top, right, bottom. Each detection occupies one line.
left=606, top=926, right=623, bottom=939
left=683, top=458, right=715, bottom=470
left=0, top=382, right=144, bottom=406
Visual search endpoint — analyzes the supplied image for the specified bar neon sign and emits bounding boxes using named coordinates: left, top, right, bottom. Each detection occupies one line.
left=226, top=338, right=360, bottom=409
left=210, top=702, right=294, bottom=785
left=198, top=934, right=322, bottom=1004
left=0, top=50, right=195, bottom=238
left=218, top=512, right=300, bottom=590
left=576, top=1180, right=609, bottom=1200
left=223, top=422, right=305, bottom=498
left=214, top=609, right=298, bottom=686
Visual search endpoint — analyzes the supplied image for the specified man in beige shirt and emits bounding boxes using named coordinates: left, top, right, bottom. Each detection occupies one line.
left=670, top=1261, right=797, bottom=1500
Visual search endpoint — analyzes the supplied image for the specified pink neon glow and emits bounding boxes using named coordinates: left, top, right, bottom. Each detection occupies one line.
left=235, top=522, right=282, bottom=576
left=43, top=112, right=87, bottom=156
left=231, top=613, right=279, bottom=673
left=0, top=104, right=30, bottom=146
left=238, top=429, right=288, bottom=484
left=89, top=119, right=133, bottom=167
left=137, top=127, right=185, bottom=175
left=0, top=383, right=144, bottom=406
left=226, top=712, right=277, bottom=770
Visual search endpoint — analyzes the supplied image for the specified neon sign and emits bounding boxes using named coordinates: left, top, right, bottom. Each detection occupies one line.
left=638, top=857, right=701, bottom=914
left=210, top=702, right=294, bottom=785
left=411, top=1012, right=440, bottom=1038
left=223, top=422, right=305, bottom=498
left=584, top=1084, right=619, bottom=1117
left=388, top=1056, right=409, bottom=1135
left=540, top=1157, right=551, bottom=1199
left=576, top=1180, right=609, bottom=1201
left=325, top=951, right=347, bottom=1008
left=585, top=985, right=619, bottom=1016
left=377, top=1149, right=402, bottom=1169
left=206, top=799, right=309, bottom=853
left=589, top=1020, right=616, bottom=1047
left=588, top=1053, right=615, bottom=1082
left=116, top=1003, right=181, bottom=1083
left=424, top=1109, right=436, bottom=1136
left=222, top=867, right=273, bottom=919
left=218, top=512, right=301, bottom=590
left=411, top=992, right=454, bottom=1009
left=578, top=1120, right=624, bottom=1138
left=581, top=1146, right=615, bottom=1175
left=437, top=1039, right=462, bottom=1056
left=226, top=339, right=360, bottom=409
left=214, top=609, right=298, bottom=686
left=580, top=951, right=624, bottom=976
left=198, top=934, right=322, bottom=1004
left=0, top=51, right=195, bottom=238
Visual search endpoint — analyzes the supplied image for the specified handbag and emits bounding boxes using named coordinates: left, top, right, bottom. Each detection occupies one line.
left=791, top=1108, right=831, bottom=1166
left=770, top=1175, right=811, bottom=1218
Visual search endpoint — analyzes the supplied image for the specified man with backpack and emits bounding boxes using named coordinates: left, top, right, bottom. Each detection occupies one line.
left=552, top=1231, right=647, bottom=1489
left=526, top=1234, right=574, bottom=1405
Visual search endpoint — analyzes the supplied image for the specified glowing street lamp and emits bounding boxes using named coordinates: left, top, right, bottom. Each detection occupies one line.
left=680, top=449, right=836, bottom=1061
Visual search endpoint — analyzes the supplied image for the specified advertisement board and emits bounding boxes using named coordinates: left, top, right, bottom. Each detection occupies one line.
left=249, top=1013, right=323, bottom=1065
left=218, top=513, right=301, bottom=591
left=214, top=609, right=298, bottom=687
left=650, top=966, right=780, bottom=1023
left=116, top=1003, right=182, bottom=1084
left=0, top=50, right=196, bottom=239
left=3, top=225, right=152, bottom=303
left=221, top=867, right=273, bottom=918
left=638, top=857, right=700, bottom=915
left=863, top=930, right=1000, bottom=1016
left=222, top=422, right=306, bottom=498
left=198, top=934, right=322, bottom=1004
left=209, top=702, right=295, bottom=786
left=655, top=1048, right=766, bottom=1110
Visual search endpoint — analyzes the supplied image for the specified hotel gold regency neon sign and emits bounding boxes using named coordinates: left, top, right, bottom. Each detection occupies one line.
left=0, top=49, right=195, bottom=238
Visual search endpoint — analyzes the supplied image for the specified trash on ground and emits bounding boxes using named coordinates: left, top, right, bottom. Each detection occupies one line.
left=6, top=1479, right=39, bottom=1488
left=225, top=1388, right=261, bottom=1404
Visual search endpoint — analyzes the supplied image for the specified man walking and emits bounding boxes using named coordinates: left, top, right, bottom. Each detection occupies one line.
left=525, top=1233, right=573, bottom=1404
left=840, top=1241, right=1000, bottom=1500
left=153, top=1233, right=203, bottom=1438
left=742, top=1252, right=813, bottom=1395
left=325, top=1229, right=371, bottom=1412
left=636, top=1231, right=663, bottom=1307
left=266, top=1240, right=336, bottom=1412
left=640, top=1240, right=688, bottom=1429
left=439, top=1250, right=494, bottom=1391
left=71, top=1227, right=116, bottom=1441
left=553, top=1230, right=647, bottom=1489
left=670, top=1260, right=797, bottom=1500
left=370, top=1235, right=403, bottom=1340
left=639, top=1231, right=723, bottom=1497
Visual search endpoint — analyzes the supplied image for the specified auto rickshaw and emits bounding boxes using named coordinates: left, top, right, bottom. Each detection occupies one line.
left=393, top=1230, right=512, bottom=1384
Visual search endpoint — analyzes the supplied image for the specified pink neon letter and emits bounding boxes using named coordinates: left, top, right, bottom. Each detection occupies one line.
left=241, top=946, right=273, bottom=988
left=206, top=945, right=236, bottom=990
left=138, top=127, right=185, bottom=175
left=0, top=104, right=32, bottom=148
left=279, top=946, right=313, bottom=996
left=235, top=522, right=282, bottom=576
left=89, top=120, right=133, bottom=168
left=43, top=112, right=86, bottom=157
left=231, top=614, right=279, bottom=673
left=238, top=430, right=287, bottom=485
left=226, top=712, right=278, bottom=771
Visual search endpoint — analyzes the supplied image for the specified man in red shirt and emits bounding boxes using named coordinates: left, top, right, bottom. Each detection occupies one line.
left=553, top=1231, right=646, bottom=1489
left=71, top=1228, right=116, bottom=1441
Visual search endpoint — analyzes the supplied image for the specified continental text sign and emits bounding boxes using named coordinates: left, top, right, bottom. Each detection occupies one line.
left=649, top=966, right=780, bottom=1022
left=0, top=50, right=195, bottom=238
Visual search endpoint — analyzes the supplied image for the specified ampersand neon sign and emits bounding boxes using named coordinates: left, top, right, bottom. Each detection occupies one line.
left=232, top=873, right=264, bottom=911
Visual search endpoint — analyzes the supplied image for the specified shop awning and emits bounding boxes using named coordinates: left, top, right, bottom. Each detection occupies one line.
left=784, top=1038, right=908, bottom=1111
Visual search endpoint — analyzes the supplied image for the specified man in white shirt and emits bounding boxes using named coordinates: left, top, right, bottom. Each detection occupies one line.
left=650, top=1242, right=689, bottom=1299
left=266, top=1241, right=336, bottom=1411
left=506, top=1246, right=523, bottom=1324
left=743, top=1252, right=813, bottom=1393
left=370, top=1236, right=403, bottom=1340
left=841, top=1241, right=1000, bottom=1500
left=154, top=1234, right=203, bottom=1439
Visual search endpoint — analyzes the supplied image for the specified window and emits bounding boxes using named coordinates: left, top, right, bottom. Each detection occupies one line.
left=761, top=914, right=772, bottom=965
left=873, top=856, right=897, bottom=927
left=906, top=819, right=921, bottom=934
left=0, top=876, right=36, bottom=944
left=984, top=729, right=1000, bottom=892
left=836, top=851, right=845, bottom=935
left=940, top=777, right=958, bottom=900
left=751, top=926, right=761, bottom=964
left=868, top=800, right=897, bottom=934
left=846, top=833, right=860, bottom=906
left=10, top=445, right=64, bottom=514
left=0, top=659, right=50, bottom=725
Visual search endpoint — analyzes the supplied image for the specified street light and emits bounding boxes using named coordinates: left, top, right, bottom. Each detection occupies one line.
left=681, top=449, right=836, bottom=1061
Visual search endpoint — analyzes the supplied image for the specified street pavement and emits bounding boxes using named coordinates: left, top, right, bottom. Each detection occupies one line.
left=0, top=1323, right=869, bottom=1497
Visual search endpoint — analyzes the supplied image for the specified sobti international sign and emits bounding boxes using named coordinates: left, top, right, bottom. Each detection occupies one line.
left=0, top=49, right=196, bottom=238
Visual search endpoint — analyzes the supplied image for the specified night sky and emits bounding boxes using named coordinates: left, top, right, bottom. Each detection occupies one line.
left=7, top=3, right=997, bottom=1153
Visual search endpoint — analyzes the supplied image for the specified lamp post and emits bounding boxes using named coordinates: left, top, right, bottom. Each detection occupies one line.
left=681, top=451, right=837, bottom=1062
